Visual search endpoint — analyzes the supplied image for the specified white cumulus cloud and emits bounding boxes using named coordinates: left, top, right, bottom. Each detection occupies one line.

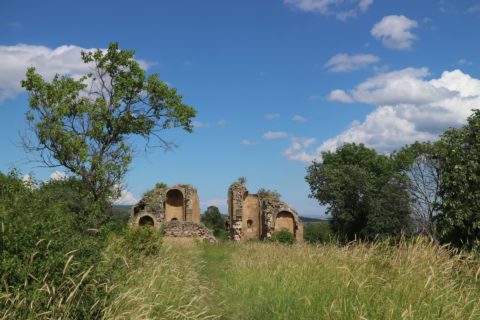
left=467, top=4, right=480, bottom=14
left=285, top=68, right=480, bottom=163
left=371, top=15, right=418, bottom=50
left=325, top=53, right=379, bottom=72
left=284, top=0, right=374, bottom=20
left=50, top=170, right=68, bottom=181
left=264, top=113, right=280, bottom=120
left=328, top=89, right=354, bottom=103
left=292, top=115, right=307, bottom=122
left=283, top=137, right=317, bottom=163
left=240, top=139, right=254, bottom=145
left=263, top=131, right=288, bottom=140
left=328, top=68, right=457, bottom=105
left=192, top=121, right=209, bottom=128
left=0, top=44, right=152, bottom=103
left=114, top=188, right=138, bottom=205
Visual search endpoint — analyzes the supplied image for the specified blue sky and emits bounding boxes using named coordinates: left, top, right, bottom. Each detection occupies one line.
left=1, top=0, right=480, bottom=217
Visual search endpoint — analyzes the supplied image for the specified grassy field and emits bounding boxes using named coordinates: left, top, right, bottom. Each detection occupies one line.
left=100, top=238, right=480, bottom=320
left=2, top=224, right=480, bottom=319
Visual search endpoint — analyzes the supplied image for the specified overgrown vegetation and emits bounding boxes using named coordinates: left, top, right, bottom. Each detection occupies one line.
left=0, top=171, right=107, bottom=318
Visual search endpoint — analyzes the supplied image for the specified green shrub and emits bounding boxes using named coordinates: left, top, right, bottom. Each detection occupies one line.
left=272, top=229, right=296, bottom=245
left=119, top=226, right=163, bottom=257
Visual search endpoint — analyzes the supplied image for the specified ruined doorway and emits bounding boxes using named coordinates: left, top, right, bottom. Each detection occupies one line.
left=275, top=211, right=295, bottom=235
left=165, top=189, right=184, bottom=221
left=139, top=215, right=155, bottom=227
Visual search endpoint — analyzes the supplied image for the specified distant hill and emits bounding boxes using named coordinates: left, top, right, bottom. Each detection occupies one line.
left=112, top=205, right=131, bottom=216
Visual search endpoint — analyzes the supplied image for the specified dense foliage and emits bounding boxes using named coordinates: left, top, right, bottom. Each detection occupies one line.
left=436, top=110, right=480, bottom=250
left=305, top=143, right=412, bottom=241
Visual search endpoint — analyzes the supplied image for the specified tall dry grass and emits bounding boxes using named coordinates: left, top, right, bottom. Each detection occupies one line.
left=217, top=240, right=480, bottom=320
left=3, top=233, right=480, bottom=319
left=100, top=238, right=219, bottom=320
left=0, top=252, right=106, bottom=320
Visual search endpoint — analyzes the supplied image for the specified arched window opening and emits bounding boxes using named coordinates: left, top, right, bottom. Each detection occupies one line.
left=165, top=189, right=184, bottom=221
left=247, top=219, right=253, bottom=231
left=166, top=189, right=183, bottom=207
left=275, top=211, right=295, bottom=235
left=139, top=215, right=154, bottom=227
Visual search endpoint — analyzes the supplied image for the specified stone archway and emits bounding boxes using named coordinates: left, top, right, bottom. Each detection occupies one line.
left=138, top=215, right=155, bottom=227
left=165, top=189, right=184, bottom=221
left=275, top=211, right=296, bottom=235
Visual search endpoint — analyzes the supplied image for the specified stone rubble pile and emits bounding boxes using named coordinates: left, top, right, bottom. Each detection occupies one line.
left=163, top=220, right=217, bottom=243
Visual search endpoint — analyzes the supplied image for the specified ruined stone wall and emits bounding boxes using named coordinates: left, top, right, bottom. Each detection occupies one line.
left=191, top=192, right=200, bottom=222
left=296, top=223, right=304, bottom=242
left=227, top=180, right=304, bottom=242
left=228, top=181, right=248, bottom=241
left=242, top=194, right=261, bottom=241
left=130, top=183, right=201, bottom=227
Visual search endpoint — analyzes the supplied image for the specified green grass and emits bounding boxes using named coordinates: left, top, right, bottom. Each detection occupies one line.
left=213, top=241, right=480, bottom=319
left=97, top=238, right=480, bottom=320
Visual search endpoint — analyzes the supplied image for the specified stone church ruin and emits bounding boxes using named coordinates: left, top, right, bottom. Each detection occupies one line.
left=227, top=180, right=304, bottom=242
left=130, top=180, right=304, bottom=243
left=129, top=183, right=216, bottom=242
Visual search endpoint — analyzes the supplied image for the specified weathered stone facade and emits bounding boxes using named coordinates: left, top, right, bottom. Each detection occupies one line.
left=130, top=183, right=201, bottom=228
left=227, top=180, right=304, bottom=242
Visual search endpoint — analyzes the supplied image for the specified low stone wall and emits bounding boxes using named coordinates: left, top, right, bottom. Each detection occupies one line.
left=163, top=221, right=217, bottom=243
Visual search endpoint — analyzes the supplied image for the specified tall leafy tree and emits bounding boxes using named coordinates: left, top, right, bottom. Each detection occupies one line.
left=21, top=43, right=196, bottom=221
left=436, top=110, right=480, bottom=250
left=305, top=143, right=412, bottom=241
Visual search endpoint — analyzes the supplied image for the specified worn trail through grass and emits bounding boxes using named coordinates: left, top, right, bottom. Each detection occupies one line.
left=104, top=239, right=480, bottom=320
left=195, top=243, right=235, bottom=318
